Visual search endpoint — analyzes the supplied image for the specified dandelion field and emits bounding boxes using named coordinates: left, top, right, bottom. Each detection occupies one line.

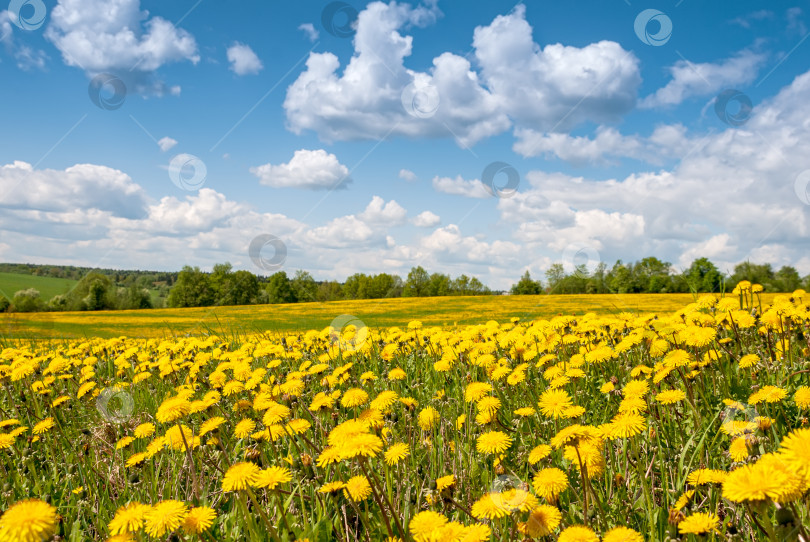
left=0, top=292, right=780, bottom=340
left=1, top=285, right=809, bottom=541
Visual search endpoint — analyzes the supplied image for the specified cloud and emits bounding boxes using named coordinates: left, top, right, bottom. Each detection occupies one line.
left=14, top=45, right=48, bottom=71
left=250, top=149, right=351, bottom=190
left=513, top=124, right=694, bottom=165
left=0, top=11, right=48, bottom=71
left=497, top=68, right=810, bottom=274
left=787, top=7, right=807, bottom=36
left=358, top=196, right=407, bottom=225
left=432, top=175, right=491, bottom=199
left=472, top=8, right=640, bottom=131
left=157, top=136, right=178, bottom=152
left=305, top=215, right=376, bottom=248
left=420, top=224, right=521, bottom=264
left=412, top=210, right=440, bottom=227
left=136, top=189, right=244, bottom=234
left=514, top=126, right=644, bottom=164
left=640, top=50, right=766, bottom=108
left=730, top=10, right=774, bottom=29
left=677, top=234, right=736, bottom=268
left=399, top=168, right=417, bottom=181
left=0, top=159, right=501, bottom=285
left=0, top=161, right=149, bottom=219
left=284, top=3, right=639, bottom=147
left=226, top=42, right=263, bottom=76
left=298, top=23, right=319, bottom=42
left=0, top=11, right=11, bottom=45
left=45, top=0, right=199, bottom=92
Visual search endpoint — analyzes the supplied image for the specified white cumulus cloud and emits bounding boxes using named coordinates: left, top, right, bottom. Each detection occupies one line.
left=250, top=149, right=350, bottom=190
left=432, top=175, right=491, bottom=199
left=298, top=23, right=319, bottom=42
left=284, top=3, right=639, bottom=147
left=412, top=210, right=440, bottom=227
left=399, top=168, right=417, bottom=181
left=640, top=50, right=767, bottom=108
left=226, top=42, right=263, bottom=76
left=358, top=196, right=407, bottom=225
left=157, top=137, right=178, bottom=152
left=45, top=0, right=199, bottom=92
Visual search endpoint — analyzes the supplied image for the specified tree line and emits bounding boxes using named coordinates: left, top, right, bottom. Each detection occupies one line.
left=165, top=264, right=491, bottom=308
left=1, top=257, right=808, bottom=313
left=510, top=257, right=806, bottom=295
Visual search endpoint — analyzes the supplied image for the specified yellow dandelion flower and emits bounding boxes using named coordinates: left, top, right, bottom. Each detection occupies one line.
left=550, top=424, right=601, bottom=449
left=748, top=385, right=786, bottom=405
left=253, top=466, right=293, bottom=490
left=336, top=432, right=383, bottom=460
left=233, top=419, right=256, bottom=439
left=678, top=512, right=718, bottom=535
left=436, top=475, right=455, bottom=492
left=343, top=475, right=372, bottom=501
left=687, top=468, right=727, bottom=486
left=341, top=388, right=369, bottom=408
left=655, top=389, right=686, bottom=405
left=606, top=413, right=646, bottom=439
left=729, top=436, right=749, bottom=462
left=471, top=493, right=510, bottom=520
left=794, top=386, right=810, bottom=409
left=673, top=490, right=694, bottom=512
left=622, top=380, right=649, bottom=398
left=32, top=418, right=54, bottom=435
left=418, top=407, right=440, bottom=430
left=537, top=389, right=573, bottom=419
left=563, top=406, right=586, bottom=418
left=521, top=504, right=561, bottom=537
left=199, top=417, right=226, bottom=437
left=134, top=423, right=155, bottom=439
left=388, top=368, right=407, bottom=380
left=143, top=500, right=188, bottom=538
left=384, top=443, right=410, bottom=466
left=370, top=390, right=399, bottom=411
left=603, top=526, right=643, bottom=542
left=318, top=481, right=345, bottom=494
left=409, top=511, right=448, bottom=542
left=181, top=507, right=216, bottom=534
left=116, top=436, right=135, bottom=450
left=0, top=499, right=58, bottom=542
left=528, top=444, right=552, bottom=465
left=738, top=354, right=759, bottom=368
left=155, top=396, right=191, bottom=423
left=222, top=462, right=260, bottom=492
left=558, top=525, right=599, bottom=542
left=779, top=427, right=810, bottom=477
left=476, top=431, right=512, bottom=454
left=533, top=467, right=568, bottom=500
left=108, top=502, right=151, bottom=535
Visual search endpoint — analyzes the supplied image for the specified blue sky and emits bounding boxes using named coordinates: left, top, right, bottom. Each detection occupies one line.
left=1, top=0, right=810, bottom=289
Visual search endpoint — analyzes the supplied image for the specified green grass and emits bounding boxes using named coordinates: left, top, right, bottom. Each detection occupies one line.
left=0, top=272, right=77, bottom=301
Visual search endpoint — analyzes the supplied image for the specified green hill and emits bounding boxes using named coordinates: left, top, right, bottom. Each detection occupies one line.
left=0, top=272, right=78, bottom=301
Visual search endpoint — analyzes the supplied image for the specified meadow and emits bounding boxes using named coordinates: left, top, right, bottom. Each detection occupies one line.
left=0, top=292, right=781, bottom=340
left=0, top=284, right=807, bottom=541
left=0, top=272, right=77, bottom=303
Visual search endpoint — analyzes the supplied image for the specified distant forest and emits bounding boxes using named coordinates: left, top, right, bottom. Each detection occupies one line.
left=0, top=257, right=805, bottom=313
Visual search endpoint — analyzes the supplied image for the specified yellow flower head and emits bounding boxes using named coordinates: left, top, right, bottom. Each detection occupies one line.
left=0, top=499, right=58, bottom=542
